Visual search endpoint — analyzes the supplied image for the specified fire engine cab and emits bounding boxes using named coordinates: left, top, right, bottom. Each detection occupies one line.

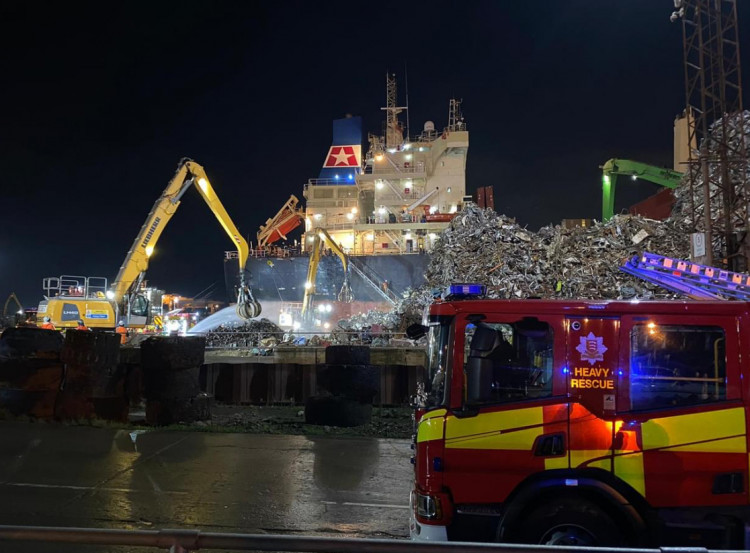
left=410, top=284, right=750, bottom=548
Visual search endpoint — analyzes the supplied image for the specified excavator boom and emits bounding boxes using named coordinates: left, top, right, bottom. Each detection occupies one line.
left=301, top=228, right=353, bottom=319
left=601, top=158, right=683, bottom=221
left=112, top=159, right=259, bottom=321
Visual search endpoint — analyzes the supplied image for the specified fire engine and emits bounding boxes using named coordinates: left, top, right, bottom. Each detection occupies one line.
left=410, top=283, right=750, bottom=548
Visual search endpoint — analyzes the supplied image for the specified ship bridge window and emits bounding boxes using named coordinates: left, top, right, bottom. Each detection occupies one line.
left=464, top=320, right=554, bottom=406
left=314, top=189, right=334, bottom=199
left=630, top=324, right=726, bottom=411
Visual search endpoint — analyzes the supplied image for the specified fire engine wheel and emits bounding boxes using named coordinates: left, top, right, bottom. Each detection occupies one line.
left=516, top=496, right=624, bottom=547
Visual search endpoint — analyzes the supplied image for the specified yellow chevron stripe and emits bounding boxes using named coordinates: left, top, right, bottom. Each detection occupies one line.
left=416, top=409, right=446, bottom=443
left=445, top=407, right=543, bottom=450
left=641, top=407, right=746, bottom=452
left=614, top=452, right=645, bottom=497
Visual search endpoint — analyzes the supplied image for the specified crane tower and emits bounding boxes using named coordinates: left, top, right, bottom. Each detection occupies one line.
left=673, top=0, right=748, bottom=270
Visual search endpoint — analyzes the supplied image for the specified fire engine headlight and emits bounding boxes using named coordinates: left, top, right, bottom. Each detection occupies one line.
left=415, top=493, right=441, bottom=520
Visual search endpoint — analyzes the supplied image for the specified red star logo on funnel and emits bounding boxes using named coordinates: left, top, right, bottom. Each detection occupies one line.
left=323, top=145, right=361, bottom=167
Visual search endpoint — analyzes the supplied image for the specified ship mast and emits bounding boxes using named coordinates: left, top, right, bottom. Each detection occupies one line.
left=381, top=73, right=407, bottom=148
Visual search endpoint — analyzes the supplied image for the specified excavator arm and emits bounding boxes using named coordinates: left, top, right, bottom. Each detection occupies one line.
left=601, top=158, right=683, bottom=222
left=3, top=293, right=23, bottom=317
left=111, top=159, right=260, bottom=321
left=301, top=229, right=353, bottom=319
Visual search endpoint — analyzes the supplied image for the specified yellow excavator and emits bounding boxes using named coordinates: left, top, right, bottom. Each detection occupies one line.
left=38, top=159, right=261, bottom=329
left=301, top=228, right=353, bottom=321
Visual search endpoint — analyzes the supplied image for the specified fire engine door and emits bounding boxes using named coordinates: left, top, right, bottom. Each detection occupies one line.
left=617, top=314, right=747, bottom=507
left=566, top=316, right=620, bottom=473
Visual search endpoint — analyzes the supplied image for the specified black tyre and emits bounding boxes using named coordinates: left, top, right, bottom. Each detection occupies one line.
left=515, top=496, right=624, bottom=547
left=91, top=397, right=129, bottom=423
left=146, top=392, right=211, bottom=425
left=0, top=388, right=57, bottom=419
left=0, top=327, right=64, bottom=361
left=304, top=395, right=372, bottom=427
left=142, top=367, right=201, bottom=400
left=141, top=336, right=206, bottom=371
left=62, top=331, right=120, bottom=371
left=316, top=364, right=379, bottom=400
left=325, top=345, right=370, bottom=365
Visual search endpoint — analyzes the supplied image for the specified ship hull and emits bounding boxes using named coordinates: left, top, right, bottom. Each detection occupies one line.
left=225, top=253, right=429, bottom=327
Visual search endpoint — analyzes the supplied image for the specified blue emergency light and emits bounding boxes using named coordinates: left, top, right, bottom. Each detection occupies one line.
left=447, top=283, right=486, bottom=298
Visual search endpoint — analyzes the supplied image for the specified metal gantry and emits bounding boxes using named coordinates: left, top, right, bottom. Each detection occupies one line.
left=676, top=0, right=748, bottom=270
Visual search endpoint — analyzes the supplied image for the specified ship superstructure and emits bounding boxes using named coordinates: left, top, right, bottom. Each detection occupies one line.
left=303, top=74, right=469, bottom=256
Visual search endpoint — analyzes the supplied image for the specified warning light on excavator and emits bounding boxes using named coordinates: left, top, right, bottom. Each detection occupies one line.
left=145, top=245, right=154, bottom=257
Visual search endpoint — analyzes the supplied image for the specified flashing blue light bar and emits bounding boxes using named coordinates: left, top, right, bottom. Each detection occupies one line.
left=448, top=283, right=486, bottom=297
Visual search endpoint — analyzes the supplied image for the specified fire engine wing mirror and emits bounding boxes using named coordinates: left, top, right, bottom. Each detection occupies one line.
left=406, top=323, right=429, bottom=340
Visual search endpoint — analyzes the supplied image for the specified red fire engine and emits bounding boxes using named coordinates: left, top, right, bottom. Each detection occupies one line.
left=410, top=284, right=750, bottom=548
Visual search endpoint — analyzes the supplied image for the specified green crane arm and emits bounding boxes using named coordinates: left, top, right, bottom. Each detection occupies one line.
left=601, top=158, right=684, bottom=221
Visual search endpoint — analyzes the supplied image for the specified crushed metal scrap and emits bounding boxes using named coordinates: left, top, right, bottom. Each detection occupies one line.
left=205, top=318, right=284, bottom=349
left=350, top=206, right=693, bottom=331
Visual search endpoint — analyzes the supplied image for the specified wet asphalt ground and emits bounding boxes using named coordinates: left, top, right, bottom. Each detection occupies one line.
left=0, top=422, right=413, bottom=552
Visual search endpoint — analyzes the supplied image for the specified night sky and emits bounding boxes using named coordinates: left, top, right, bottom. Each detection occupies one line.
left=2, top=1, right=749, bottom=307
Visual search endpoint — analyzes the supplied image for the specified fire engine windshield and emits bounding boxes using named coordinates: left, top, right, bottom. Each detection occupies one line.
left=424, top=320, right=452, bottom=407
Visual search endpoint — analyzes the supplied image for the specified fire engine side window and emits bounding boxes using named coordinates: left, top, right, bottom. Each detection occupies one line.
left=465, top=320, right=554, bottom=405
left=630, top=324, right=726, bottom=411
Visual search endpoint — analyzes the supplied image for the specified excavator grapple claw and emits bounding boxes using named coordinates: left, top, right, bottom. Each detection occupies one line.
left=236, top=282, right=261, bottom=319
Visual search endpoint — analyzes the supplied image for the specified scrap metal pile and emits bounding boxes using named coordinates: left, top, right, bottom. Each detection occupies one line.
left=205, top=318, right=284, bottom=349
left=385, top=206, right=692, bottom=327
left=671, top=110, right=750, bottom=261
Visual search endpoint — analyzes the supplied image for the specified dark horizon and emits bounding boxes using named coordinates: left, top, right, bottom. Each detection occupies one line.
left=2, top=1, right=749, bottom=307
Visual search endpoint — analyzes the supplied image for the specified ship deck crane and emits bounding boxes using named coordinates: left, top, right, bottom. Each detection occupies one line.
left=620, top=251, right=750, bottom=301
left=601, top=159, right=683, bottom=221
left=257, top=195, right=304, bottom=248
left=301, top=228, right=353, bottom=320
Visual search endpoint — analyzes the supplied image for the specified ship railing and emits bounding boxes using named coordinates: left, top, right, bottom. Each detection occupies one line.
left=306, top=177, right=360, bottom=187
left=245, top=247, right=306, bottom=259
left=202, top=330, right=415, bottom=350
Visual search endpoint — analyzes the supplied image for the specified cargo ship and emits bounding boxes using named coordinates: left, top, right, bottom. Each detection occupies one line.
left=225, top=75, right=470, bottom=329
